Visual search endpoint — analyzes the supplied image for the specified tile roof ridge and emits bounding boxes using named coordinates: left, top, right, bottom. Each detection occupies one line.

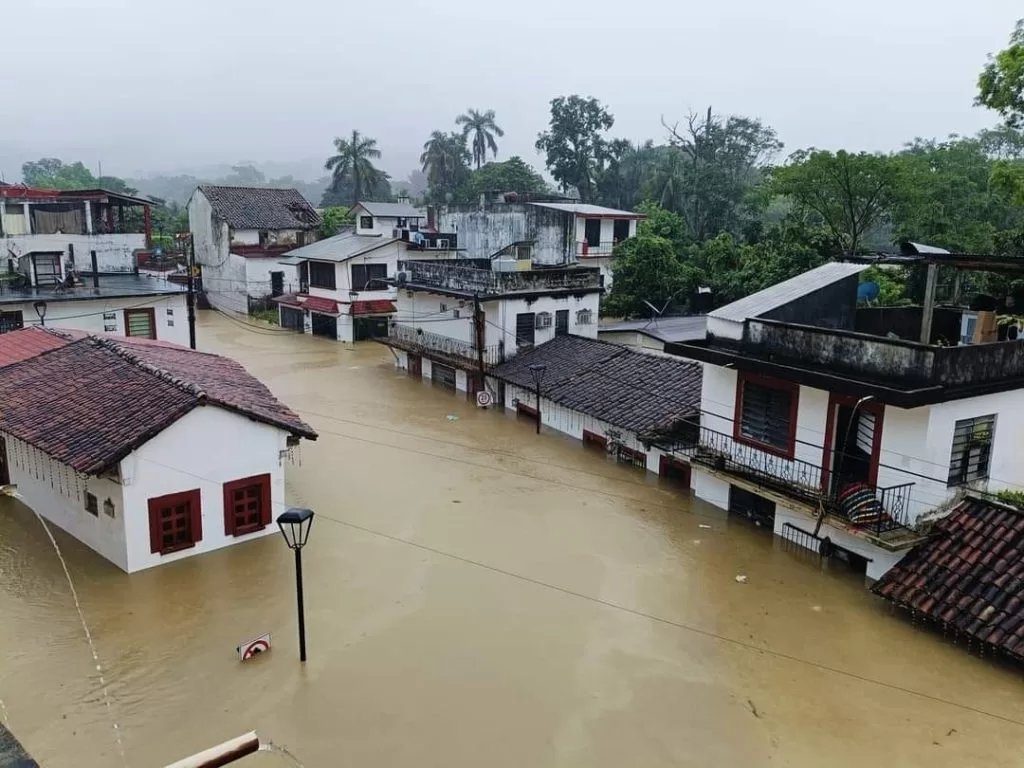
left=86, top=335, right=208, bottom=401
left=39, top=326, right=78, bottom=342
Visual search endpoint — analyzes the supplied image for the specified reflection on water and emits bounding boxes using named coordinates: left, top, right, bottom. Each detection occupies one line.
left=2, top=311, right=1024, bottom=768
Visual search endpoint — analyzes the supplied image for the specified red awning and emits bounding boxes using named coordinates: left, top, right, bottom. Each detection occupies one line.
left=350, top=300, right=397, bottom=316
left=271, top=294, right=340, bottom=316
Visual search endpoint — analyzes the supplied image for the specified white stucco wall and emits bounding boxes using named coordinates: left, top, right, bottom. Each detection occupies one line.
left=395, top=290, right=476, bottom=343
left=482, top=293, right=601, bottom=352
left=189, top=190, right=245, bottom=314
left=8, top=292, right=189, bottom=346
left=119, top=406, right=289, bottom=573
left=2, top=233, right=146, bottom=274
left=352, top=210, right=419, bottom=237
left=439, top=205, right=572, bottom=266
left=3, top=435, right=129, bottom=570
left=245, top=257, right=299, bottom=298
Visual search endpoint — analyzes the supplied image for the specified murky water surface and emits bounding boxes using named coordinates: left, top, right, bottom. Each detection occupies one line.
left=2, top=312, right=1023, bottom=767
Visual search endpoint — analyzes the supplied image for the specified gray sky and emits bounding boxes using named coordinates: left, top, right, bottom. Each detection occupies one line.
left=1, top=0, right=1020, bottom=182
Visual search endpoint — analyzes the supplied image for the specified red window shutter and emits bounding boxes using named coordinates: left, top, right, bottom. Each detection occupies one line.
left=223, top=483, right=236, bottom=537
left=258, top=474, right=272, bottom=527
left=190, top=490, right=203, bottom=543
left=148, top=499, right=163, bottom=554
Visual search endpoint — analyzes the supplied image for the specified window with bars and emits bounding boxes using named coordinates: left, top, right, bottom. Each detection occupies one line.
left=223, top=474, right=271, bottom=536
left=147, top=489, right=202, bottom=555
left=947, top=415, right=995, bottom=487
left=576, top=309, right=593, bottom=325
left=736, top=377, right=796, bottom=454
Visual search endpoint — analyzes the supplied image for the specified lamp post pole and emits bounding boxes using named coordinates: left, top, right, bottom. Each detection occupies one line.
left=293, top=545, right=306, bottom=662
left=276, top=507, right=314, bottom=662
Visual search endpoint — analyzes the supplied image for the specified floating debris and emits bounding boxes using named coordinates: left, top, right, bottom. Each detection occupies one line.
left=446, top=415, right=459, bottom=422
left=699, top=524, right=712, bottom=529
left=735, top=575, right=748, bottom=584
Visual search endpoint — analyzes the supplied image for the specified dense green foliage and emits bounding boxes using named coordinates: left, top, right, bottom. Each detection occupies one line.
left=456, top=109, right=504, bottom=169
left=978, top=20, right=1024, bottom=129
left=324, top=130, right=389, bottom=209
left=535, top=95, right=615, bottom=202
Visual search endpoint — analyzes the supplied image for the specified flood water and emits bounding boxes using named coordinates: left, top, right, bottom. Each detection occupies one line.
left=2, top=311, right=1024, bottom=767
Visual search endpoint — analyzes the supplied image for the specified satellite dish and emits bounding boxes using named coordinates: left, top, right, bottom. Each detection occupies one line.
left=857, top=282, right=880, bottom=303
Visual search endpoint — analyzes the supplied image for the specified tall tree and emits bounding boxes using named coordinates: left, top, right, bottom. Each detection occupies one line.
left=457, top=156, right=547, bottom=202
left=455, top=109, right=504, bottom=169
left=22, top=157, right=135, bottom=194
left=977, top=19, right=1024, bottom=128
left=771, top=149, right=900, bottom=254
left=325, top=130, right=384, bottom=208
left=662, top=107, right=782, bottom=240
left=604, top=235, right=697, bottom=318
left=596, top=140, right=660, bottom=211
left=535, top=95, right=614, bottom=202
left=420, top=131, right=471, bottom=201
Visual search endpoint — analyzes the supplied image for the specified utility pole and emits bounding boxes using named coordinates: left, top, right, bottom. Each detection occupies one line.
left=186, top=234, right=197, bottom=350
left=473, top=292, right=486, bottom=392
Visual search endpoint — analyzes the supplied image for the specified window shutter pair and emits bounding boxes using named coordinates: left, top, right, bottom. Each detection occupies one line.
left=147, top=489, right=203, bottom=554
left=222, top=474, right=272, bottom=536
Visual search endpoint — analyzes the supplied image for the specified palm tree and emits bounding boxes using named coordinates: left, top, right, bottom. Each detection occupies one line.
left=420, top=131, right=470, bottom=199
left=455, top=109, right=504, bottom=169
left=324, top=130, right=383, bottom=208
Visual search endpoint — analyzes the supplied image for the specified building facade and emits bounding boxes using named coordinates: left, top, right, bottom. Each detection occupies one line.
left=187, top=185, right=321, bottom=315
left=439, top=196, right=643, bottom=285
left=1, top=185, right=153, bottom=275
left=667, top=260, right=1024, bottom=582
left=0, top=331, right=316, bottom=573
left=382, top=259, right=603, bottom=395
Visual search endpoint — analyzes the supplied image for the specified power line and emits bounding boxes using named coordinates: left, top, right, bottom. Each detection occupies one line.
left=131, top=453, right=1024, bottom=730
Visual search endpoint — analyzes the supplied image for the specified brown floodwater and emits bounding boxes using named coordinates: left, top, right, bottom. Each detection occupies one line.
left=2, top=311, right=1024, bottom=768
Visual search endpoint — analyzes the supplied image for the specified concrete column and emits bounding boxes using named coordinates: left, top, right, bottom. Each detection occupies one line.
left=919, top=262, right=938, bottom=344
left=23, top=203, right=32, bottom=235
left=84, top=202, right=93, bottom=234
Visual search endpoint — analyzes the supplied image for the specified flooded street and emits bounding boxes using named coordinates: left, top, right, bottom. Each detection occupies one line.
left=2, top=310, right=1024, bottom=767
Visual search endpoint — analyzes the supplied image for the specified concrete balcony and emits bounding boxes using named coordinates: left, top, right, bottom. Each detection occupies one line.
left=383, top=322, right=503, bottom=369
left=397, top=260, right=603, bottom=297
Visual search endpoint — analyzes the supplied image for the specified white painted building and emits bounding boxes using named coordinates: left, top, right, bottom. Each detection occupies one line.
left=597, top=316, right=708, bottom=356
left=492, top=334, right=701, bottom=483
left=0, top=330, right=316, bottom=573
left=187, top=185, right=321, bottom=315
left=439, top=196, right=643, bottom=285
left=349, top=200, right=425, bottom=237
left=383, top=259, right=603, bottom=395
left=668, top=260, right=1024, bottom=582
left=1, top=185, right=154, bottom=275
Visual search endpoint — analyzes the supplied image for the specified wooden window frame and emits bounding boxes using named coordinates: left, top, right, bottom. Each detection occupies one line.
left=124, top=307, right=157, bottom=339
left=147, top=488, right=202, bottom=555
left=223, top=473, right=272, bottom=537
left=733, top=372, right=800, bottom=459
left=819, top=393, right=886, bottom=490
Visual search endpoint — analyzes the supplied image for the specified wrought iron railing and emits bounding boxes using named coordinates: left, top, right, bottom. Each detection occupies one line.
left=385, top=323, right=502, bottom=367
left=398, top=260, right=602, bottom=295
left=679, top=424, right=916, bottom=534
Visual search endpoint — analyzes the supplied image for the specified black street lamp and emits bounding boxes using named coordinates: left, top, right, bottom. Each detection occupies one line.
left=33, top=301, right=47, bottom=327
left=528, top=363, right=547, bottom=435
left=276, top=507, right=314, bottom=662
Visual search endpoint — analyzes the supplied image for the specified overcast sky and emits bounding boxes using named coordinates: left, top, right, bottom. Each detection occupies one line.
left=1, top=0, right=1020, bottom=182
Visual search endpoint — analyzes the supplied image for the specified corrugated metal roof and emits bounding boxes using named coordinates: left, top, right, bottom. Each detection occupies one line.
left=709, top=262, right=868, bottom=323
left=598, top=316, right=707, bottom=344
left=527, top=202, right=646, bottom=219
left=354, top=202, right=424, bottom=219
left=283, top=231, right=398, bottom=263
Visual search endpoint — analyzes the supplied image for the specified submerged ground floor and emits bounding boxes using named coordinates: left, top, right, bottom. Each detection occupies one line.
left=2, top=314, right=1024, bottom=767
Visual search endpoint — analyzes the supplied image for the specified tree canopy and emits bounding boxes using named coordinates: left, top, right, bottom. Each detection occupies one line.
left=324, top=130, right=388, bottom=208
left=535, top=95, right=614, bottom=202
left=978, top=19, right=1024, bottom=128
left=456, top=109, right=504, bottom=169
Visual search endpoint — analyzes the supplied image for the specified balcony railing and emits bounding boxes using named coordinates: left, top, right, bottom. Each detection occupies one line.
left=398, top=260, right=602, bottom=295
left=678, top=424, right=916, bottom=537
left=385, top=322, right=502, bottom=368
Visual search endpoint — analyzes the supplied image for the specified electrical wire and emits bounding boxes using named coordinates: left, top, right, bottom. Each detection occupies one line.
left=131, top=451, right=1024, bottom=730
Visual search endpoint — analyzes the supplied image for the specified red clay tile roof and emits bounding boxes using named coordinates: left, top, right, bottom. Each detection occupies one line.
left=350, top=300, right=396, bottom=316
left=0, top=327, right=75, bottom=368
left=272, top=294, right=340, bottom=315
left=873, top=496, right=1024, bottom=663
left=0, top=335, right=316, bottom=474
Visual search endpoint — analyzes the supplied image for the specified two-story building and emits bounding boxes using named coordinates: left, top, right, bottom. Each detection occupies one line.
left=1, top=184, right=154, bottom=274
left=382, top=258, right=604, bottom=396
left=666, top=258, right=1024, bottom=582
left=0, top=236, right=187, bottom=344
left=439, top=194, right=644, bottom=285
left=187, top=185, right=321, bottom=315
left=273, top=206, right=459, bottom=343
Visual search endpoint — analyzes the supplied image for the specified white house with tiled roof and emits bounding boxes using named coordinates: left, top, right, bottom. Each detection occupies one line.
left=0, top=329, right=317, bottom=573
left=187, top=185, right=322, bottom=315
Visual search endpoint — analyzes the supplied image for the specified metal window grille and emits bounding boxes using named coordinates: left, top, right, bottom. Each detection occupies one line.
left=947, top=415, right=995, bottom=486
left=739, top=382, right=792, bottom=450
left=576, top=309, right=593, bottom=325
left=535, top=312, right=552, bottom=329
